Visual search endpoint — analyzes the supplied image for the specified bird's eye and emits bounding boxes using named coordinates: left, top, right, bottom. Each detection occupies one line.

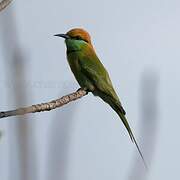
left=75, top=36, right=82, bottom=40
left=73, top=36, right=88, bottom=43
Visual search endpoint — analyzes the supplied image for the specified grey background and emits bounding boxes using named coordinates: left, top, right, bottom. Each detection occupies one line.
left=0, top=0, right=179, bottom=179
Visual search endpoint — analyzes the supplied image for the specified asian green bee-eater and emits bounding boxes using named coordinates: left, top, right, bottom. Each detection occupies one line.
left=55, top=28, right=147, bottom=168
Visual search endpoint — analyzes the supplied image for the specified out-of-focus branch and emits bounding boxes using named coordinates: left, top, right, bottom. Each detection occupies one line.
left=0, top=0, right=12, bottom=12
left=0, top=89, right=87, bottom=119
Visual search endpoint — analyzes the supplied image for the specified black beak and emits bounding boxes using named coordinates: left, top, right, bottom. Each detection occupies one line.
left=54, top=34, right=70, bottom=39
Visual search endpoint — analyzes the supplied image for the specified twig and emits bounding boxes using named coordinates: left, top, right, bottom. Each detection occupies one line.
left=0, top=89, right=87, bottom=119
left=0, top=0, right=12, bottom=12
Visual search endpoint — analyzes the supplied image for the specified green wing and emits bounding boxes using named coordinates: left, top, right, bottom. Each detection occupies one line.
left=78, top=52, right=120, bottom=102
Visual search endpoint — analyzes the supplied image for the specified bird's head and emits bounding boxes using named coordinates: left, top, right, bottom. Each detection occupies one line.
left=55, top=28, right=93, bottom=52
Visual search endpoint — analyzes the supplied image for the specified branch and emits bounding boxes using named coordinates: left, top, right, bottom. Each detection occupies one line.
left=0, top=89, right=87, bottom=119
left=0, top=0, right=12, bottom=12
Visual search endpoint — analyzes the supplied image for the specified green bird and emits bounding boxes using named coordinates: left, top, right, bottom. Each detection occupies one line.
left=55, top=28, right=147, bottom=168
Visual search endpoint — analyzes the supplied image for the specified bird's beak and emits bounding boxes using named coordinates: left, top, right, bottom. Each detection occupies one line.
left=54, top=34, right=70, bottom=39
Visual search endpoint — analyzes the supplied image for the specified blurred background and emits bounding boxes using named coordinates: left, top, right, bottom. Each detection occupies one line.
left=0, top=0, right=179, bottom=179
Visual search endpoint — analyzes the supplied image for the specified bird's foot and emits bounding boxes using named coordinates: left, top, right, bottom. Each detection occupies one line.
left=76, top=87, right=89, bottom=94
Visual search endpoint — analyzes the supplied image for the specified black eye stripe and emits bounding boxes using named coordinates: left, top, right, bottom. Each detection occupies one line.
left=72, top=36, right=82, bottom=40
left=76, top=36, right=81, bottom=40
left=72, top=36, right=88, bottom=43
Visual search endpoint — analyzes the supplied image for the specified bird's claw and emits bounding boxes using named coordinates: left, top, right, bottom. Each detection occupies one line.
left=77, top=87, right=89, bottom=94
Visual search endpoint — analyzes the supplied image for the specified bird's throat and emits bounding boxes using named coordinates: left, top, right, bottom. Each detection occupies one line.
left=65, top=39, right=87, bottom=54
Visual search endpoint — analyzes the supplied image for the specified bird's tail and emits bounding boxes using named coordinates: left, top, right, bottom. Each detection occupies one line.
left=109, top=101, right=148, bottom=169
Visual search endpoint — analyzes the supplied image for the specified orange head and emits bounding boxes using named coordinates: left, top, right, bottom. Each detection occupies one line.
left=55, top=28, right=92, bottom=45
left=67, top=28, right=92, bottom=44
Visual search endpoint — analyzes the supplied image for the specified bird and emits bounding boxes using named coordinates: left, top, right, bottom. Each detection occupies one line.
left=54, top=28, right=147, bottom=168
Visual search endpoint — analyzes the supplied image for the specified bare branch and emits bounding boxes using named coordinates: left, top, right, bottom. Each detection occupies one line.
left=0, top=89, right=87, bottom=119
left=0, top=0, right=12, bottom=12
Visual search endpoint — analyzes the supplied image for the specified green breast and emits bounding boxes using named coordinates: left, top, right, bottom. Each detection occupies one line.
left=65, top=39, right=96, bottom=91
left=67, top=49, right=95, bottom=90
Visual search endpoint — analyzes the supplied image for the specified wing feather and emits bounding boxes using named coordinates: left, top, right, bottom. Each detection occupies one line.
left=78, top=53, right=119, bottom=102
